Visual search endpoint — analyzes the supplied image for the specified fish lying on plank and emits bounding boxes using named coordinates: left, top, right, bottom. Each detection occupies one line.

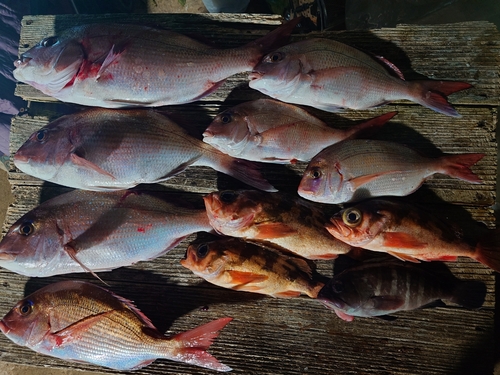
left=0, top=280, right=232, bottom=371
left=203, top=98, right=397, bottom=163
left=317, top=260, right=486, bottom=321
left=13, top=19, right=300, bottom=107
left=181, top=237, right=325, bottom=298
left=13, top=108, right=275, bottom=192
left=0, top=189, right=213, bottom=277
left=248, top=38, right=471, bottom=117
left=298, top=139, right=483, bottom=204
left=325, top=198, right=500, bottom=272
left=203, top=190, right=351, bottom=260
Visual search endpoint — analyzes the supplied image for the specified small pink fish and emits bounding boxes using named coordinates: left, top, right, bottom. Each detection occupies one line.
left=249, top=38, right=471, bottom=117
left=0, top=280, right=232, bottom=371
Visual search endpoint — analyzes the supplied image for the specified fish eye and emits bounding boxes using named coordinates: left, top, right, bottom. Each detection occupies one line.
left=332, top=281, right=344, bottom=294
left=19, top=300, right=33, bottom=316
left=19, top=222, right=35, bottom=236
left=220, top=113, right=232, bottom=124
left=219, top=190, right=237, bottom=203
left=268, top=52, right=285, bottom=63
left=40, top=36, right=58, bottom=47
left=196, top=243, right=210, bottom=259
left=309, top=167, right=322, bottom=179
left=342, top=208, right=362, bottom=227
left=35, top=129, right=47, bottom=142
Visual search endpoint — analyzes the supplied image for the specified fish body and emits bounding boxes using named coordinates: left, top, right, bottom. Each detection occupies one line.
left=326, top=198, right=500, bottom=272
left=181, top=237, right=324, bottom=298
left=298, top=139, right=483, bottom=204
left=203, top=98, right=397, bottom=163
left=0, top=280, right=232, bottom=371
left=203, top=190, right=352, bottom=260
left=248, top=38, right=471, bottom=117
left=14, top=108, right=275, bottom=192
left=13, top=21, right=299, bottom=107
left=316, top=261, right=486, bottom=321
left=0, top=189, right=213, bottom=277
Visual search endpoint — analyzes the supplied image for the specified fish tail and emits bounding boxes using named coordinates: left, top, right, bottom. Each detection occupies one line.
left=450, top=280, right=486, bottom=308
left=347, top=111, right=398, bottom=139
left=436, top=153, right=484, bottom=183
left=410, top=80, right=472, bottom=117
left=474, top=228, right=500, bottom=272
left=247, top=17, right=302, bottom=57
left=170, top=317, right=233, bottom=372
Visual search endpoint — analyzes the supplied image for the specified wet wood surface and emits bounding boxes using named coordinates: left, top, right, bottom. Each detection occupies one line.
left=1, top=14, right=499, bottom=375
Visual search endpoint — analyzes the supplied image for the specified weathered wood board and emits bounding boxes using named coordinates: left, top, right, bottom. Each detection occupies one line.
left=1, top=13, right=499, bottom=375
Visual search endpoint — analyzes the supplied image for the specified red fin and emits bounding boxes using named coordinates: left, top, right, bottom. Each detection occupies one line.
left=387, top=251, right=421, bottom=263
left=348, top=171, right=396, bottom=189
left=438, top=153, right=484, bottom=184
left=228, top=270, right=269, bottom=286
left=253, top=222, right=297, bottom=239
left=70, top=153, right=116, bottom=180
left=64, top=244, right=109, bottom=285
left=421, top=255, right=457, bottom=262
left=474, top=228, right=500, bottom=272
left=412, top=80, right=472, bottom=117
left=171, top=317, right=232, bottom=372
left=96, top=44, right=124, bottom=80
left=273, top=290, right=302, bottom=298
left=383, top=232, right=428, bottom=249
left=250, top=17, right=301, bottom=58
left=334, top=309, right=355, bottom=322
left=308, top=253, right=339, bottom=260
left=374, top=55, right=405, bottom=80
left=347, top=111, right=398, bottom=139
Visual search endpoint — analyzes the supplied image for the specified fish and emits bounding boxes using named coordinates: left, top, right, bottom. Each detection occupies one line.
left=203, top=98, right=397, bottom=163
left=316, top=260, right=486, bottom=321
left=298, top=139, right=483, bottom=204
left=0, top=189, right=214, bottom=277
left=325, top=198, right=500, bottom=272
left=13, top=108, right=275, bottom=192
left=248, top=38, right=471, bottom=117
left=181, top=237, right=324, bottom=298
left=13, top=19, right=300, bottom=107
left=0, top=280, right=232, bottom=371
left=203, top=190, right=352, bottom=260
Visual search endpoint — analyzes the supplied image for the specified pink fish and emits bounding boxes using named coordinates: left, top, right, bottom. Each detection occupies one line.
left=13, top=20, right=299, bottom=107
left=249, top=38, right=471, bottom=117
left=0, top=280, right=232, bottom=371
left=203, top=98, right=397, bottom=163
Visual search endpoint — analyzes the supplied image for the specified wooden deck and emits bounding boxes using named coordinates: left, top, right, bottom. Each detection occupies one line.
left=1, top=13, right=499, bottom=375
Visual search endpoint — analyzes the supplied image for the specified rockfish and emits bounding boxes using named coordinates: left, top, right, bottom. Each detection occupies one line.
left=326, top=198, right=500, bottom=272
left=298, top=139, right=483, bottom=204
left=248, top=38, right=471, bottom=117
left=317, top=260, right=486, bottom=321
left=203, top=190, right=352, bottom=260
left=0, top=280, right=232, bottom=371
left=181, top=237, right=324, bottom=298
left=14, top=108, right=275, bottom=192
left=203, top=98, right=397, bottom=163
left=0, top=189, right=213, bottom=277
left=13, top=20, right=299, bottom=107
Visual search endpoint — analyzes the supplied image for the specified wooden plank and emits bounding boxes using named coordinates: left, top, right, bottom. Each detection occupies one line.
left=1, top=14, right=498, bottom=375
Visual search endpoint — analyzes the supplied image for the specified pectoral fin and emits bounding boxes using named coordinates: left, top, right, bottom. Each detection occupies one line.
left=347, top=171, right=398, bottom=190
left=383, top=232, right=427, bottom=249
left=70, top=153, right=116, bottom=180
left=387, top=251, right=421, bottom=263
left=228, top=270, right=268, bottom=288
left=253, top=223, right=297, bottom=239
left=272, top=290, right=302, bottom=298
left=96, top=42, right=128, bottom=80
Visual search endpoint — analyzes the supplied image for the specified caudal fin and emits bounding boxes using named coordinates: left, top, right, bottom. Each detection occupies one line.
left=411, top=80, right=472, bottom=117
left=450, top=280, right=486, bottom=309
left=347, top=111, right=398, bottom=139
left=474, top=228, right=500, bottom=272
left=248, top=17, right=302, bottom=58
left=438, top=153, right=484, bottom=184
left=171, top=317, right=233, bottom=372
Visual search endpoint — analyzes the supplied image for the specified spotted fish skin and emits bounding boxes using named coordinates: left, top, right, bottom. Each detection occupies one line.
left=203, top=190, right=352, bottom=260
left=0, top=280, right=232, bottom=371
left=182, top=237, right=325, bottom=298
left=317, top=260, right=486, bottom=321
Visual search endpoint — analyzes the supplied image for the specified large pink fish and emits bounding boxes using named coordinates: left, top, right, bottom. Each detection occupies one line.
left=13, top=108, right=275, bottom=192
left=298, top=139, right=484, bottom=204
left=203, top=98, right=397, bottom=163
left=248, top=38, right=471, bottom=117
left=0, top=280, right=232, bottom=371
left=0, top=189, right=213, bottom=277
left=13, top=20, right=299, bottom=107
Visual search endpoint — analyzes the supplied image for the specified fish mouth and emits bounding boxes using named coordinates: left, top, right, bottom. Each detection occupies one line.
left=248, top=71, right=263, bottom=81
left=202, top=130, right=213, bottom=138
left=0, top=320, right=10, bottom=335
left=0, top=252, right=16, bottom=262
left=14, top=54, right=32, bottom=68
left=325, top=217, right=351, bottom=240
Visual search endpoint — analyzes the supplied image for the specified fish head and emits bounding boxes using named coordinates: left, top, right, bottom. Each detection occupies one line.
left=203, top=190, right=262, bottom=235
left=0, top=293, right=52, bottom=347
left=14, top=118, right=76, bottom=181
left=317, top=275, right=363, bottom=313
left=248, top=45, right=304, bottom=97
left=203, top=107, right=252, bottom=156
left=298, top=156, right=340, bottom=203
left=14, top=34, right=84, bottom=96
left=181, top=241, right=229, bottom=279
left=325, top=204, right=390, bottom=247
